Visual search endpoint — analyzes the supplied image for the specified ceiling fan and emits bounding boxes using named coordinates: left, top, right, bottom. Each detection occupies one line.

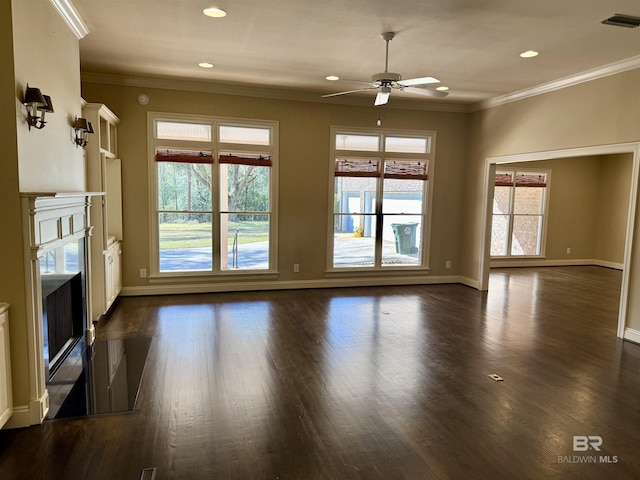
left=322, top=32, right=448, bottom=106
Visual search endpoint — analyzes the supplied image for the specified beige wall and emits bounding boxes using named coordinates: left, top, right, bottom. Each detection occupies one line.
left=0, top=0, right=84, bottom=412
left=465, top=68, right=640, bottom=331
left=0, top=0, right=29, bottom=409
left=12, top=0, right=85, bottom=192
left=80, top=82, right=469, bottom=288
left=596, top=154, right=633, bottom=264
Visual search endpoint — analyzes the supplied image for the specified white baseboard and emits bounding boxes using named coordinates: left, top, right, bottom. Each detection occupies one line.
left=3, top=405, right=29, bottom=429
left=4, top=391, right=49, bottom=428
left=459, top=276, right=480, bottom=289
left=593, top=260, right=624, bottom=270
left=121, top=274, right=464, bottom=296
left=490, top=258, right=623, bottom=270
left=624, top=328, right=640, bottom=345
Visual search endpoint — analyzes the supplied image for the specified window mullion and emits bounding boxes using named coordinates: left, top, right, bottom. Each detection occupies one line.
left=507, top=181, right=517, bottom=256
left=374, top=172, right=384, bottom=267
left=212, top=144, right=221, bottom=272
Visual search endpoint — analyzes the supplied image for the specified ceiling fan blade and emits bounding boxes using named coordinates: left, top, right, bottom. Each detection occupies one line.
left=403, top=86, right=449, bottom=98
left=322, top=87, right=378, bottom=98
left=374, top=91, right=390, bottom=106
left=397, top=76, right=440, bottom=87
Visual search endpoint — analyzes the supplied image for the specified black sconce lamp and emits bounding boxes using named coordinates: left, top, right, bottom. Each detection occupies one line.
left=73, top=117, right=94, bottom=147
left=23, top=85, right=54, bottom=130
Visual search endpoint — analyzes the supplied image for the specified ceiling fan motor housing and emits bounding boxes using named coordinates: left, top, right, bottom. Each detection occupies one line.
left=371, top=72, right=402, bottom=84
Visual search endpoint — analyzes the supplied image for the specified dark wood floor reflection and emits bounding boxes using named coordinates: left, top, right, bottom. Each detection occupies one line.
left=2, top=266, right=640, bottom=479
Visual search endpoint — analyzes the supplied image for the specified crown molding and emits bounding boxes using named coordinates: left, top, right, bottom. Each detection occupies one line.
left=476, top=55, right=640, bottom=111
left=80, top=71, right=473, bottom=113
left=49, top=0, right=88, bottom=39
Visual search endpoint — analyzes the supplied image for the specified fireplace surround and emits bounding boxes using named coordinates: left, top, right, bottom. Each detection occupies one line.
left=18, top=192, right=99, bottom=426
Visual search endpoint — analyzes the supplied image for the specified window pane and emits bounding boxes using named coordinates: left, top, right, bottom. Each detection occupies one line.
left=158, top=163, right=212, bottom=212
left=334, top=177, right=377, bottom=214
left=491, top=215, right=509, bottom=256
left=385, top=136, right=429, bottom=154
left=220, top=164, right=270, bottom=213
left=219, top=125, right=270, bottom=145
left=333, top=214, right=376, bottom=267
left=493, top=186, right=512, bottom=214
left=221, top=213, right=269, bottom=270
left=382, top=215, right=421, bottom=266
left=156, top=121, right=211, bottom=141
left=511, top=215, right=542, bottom=255
left=383, top=178, right=424, bottom=214
left=513, top=187, right=544, bottom=214
left=335, top=134, right=380, bottom=151
left=159, top=213, right=212, bottom=272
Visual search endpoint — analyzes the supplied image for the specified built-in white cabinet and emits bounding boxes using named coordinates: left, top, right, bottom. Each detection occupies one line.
left=105, top=239, right=122, bottom=309
left=0, top=303, right=13, bottom=429
left=83, top=103, right=123, bottom=321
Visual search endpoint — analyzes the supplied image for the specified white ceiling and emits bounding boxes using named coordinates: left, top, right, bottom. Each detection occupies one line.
left=74, top=0, right=640, bottom=106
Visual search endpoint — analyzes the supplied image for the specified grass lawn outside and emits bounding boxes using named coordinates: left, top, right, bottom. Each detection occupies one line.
left=160, top=221, right=269, bottom=249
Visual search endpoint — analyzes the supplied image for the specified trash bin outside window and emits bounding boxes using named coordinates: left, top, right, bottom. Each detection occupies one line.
left=391, top=222, right=418, bottom=254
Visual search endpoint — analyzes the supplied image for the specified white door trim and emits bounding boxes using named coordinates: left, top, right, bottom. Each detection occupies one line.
left=479, top=142, right=640, bottom=340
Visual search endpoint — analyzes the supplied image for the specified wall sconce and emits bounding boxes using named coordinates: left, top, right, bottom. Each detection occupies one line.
left=23, top=85, right=54, bottom=130
left=73, top=117, right=94, bottom=147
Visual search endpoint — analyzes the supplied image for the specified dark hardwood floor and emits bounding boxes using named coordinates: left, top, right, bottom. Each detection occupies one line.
left=2, top=266, right=640, bottom=479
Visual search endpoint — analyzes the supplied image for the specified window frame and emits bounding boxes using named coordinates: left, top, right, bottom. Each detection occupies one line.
left=327, top=126, right=436, bottom=272
left=490, top=168, right=551, bottom=258
left=148, top=112, right=279, bottom=278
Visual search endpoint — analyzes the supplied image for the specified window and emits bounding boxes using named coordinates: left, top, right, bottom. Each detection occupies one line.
left=150, top=114, right=277, bottom=275
left=491, top=170, right=549, bottom=257
left=329, top=128, right=435, bottom=269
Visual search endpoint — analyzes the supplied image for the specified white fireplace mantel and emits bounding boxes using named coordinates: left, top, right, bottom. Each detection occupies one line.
left=9, top=192, right=102, bottom=427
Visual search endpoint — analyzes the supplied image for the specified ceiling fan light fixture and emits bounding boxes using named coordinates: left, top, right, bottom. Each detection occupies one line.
left=198, top=62, right=214, bottom=68
left=203, top=7, right=227, bottom=18
left=326, top=75, right=340, bottom=81
left=436, top=86, right=449, bottom=91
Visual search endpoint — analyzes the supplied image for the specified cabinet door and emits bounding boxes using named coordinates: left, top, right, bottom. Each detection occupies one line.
left=105, top=159, right=122, bottom=241
left=0, top=309, right=13, bottom=428
left=104, top=251, right=114, bottom=308
left=113, top=243, right=122, bottom=297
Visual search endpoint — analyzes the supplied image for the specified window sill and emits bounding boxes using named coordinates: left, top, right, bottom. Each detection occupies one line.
left=148, top=270, right=279, bottom=284
left=490, top=256, right=546, bottom=260
left=325, top=266, right=431, bottom=277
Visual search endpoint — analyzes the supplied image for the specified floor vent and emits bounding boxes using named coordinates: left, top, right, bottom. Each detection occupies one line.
left=140, top=468, right=157, bottom=480
left=602, top=14, right=640, bottom=28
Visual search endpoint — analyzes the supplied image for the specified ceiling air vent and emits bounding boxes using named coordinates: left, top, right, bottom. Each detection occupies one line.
left=602, top=13, right=640, bottom=28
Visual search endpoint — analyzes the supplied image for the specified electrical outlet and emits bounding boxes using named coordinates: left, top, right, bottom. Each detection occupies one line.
left=293, top=263, right=299, bottom=273
left=140, top=268, right=147, bottom=278
left=566, top=247, right=571, bottom=255
left=445, top=260, right=451, bottom=269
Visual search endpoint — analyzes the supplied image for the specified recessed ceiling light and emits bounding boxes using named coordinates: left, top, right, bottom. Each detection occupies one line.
left=326, top=75, right=340, bottom=81
left=203, top=7, right=227, bottom=18
left=199, top=62, right=214, bottom=68
left=519, top=50, right=539, bottom=58
left=436, top=86, right=449, bottom=91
